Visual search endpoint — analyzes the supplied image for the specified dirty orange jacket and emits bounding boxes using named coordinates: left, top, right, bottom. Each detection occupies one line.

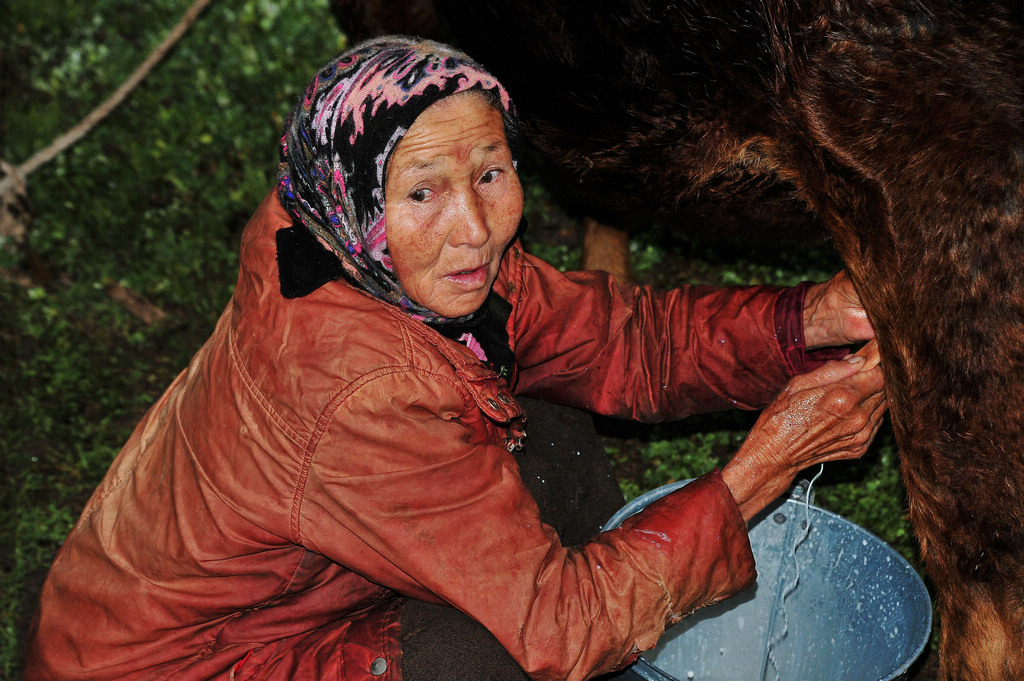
left=26, top=191, right=816, bottom=681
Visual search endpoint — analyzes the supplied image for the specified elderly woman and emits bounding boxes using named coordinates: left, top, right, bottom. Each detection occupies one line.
left=26, top=37, right=884, bottom=681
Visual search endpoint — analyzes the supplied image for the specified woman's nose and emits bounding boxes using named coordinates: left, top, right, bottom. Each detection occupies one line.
left=449, top=190, right=490, bottom=247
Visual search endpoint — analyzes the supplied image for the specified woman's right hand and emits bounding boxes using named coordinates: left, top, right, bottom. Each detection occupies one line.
left=721, top=341, right=887, bottom=522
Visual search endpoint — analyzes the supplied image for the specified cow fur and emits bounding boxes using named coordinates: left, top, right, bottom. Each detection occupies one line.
left=332, top=2, right=1024, bottom=678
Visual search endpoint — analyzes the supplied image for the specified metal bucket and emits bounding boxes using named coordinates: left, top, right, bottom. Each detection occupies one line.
left=603, top=480, right=932, bottom=681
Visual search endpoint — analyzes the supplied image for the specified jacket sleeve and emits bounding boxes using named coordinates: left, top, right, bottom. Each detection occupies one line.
left=499, top=248, right=819, bottom=422
left=297, top=369, right=755, bottom=681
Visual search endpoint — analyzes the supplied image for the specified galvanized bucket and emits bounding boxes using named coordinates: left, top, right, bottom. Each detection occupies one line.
left=603, top=480, right=932, bottom=681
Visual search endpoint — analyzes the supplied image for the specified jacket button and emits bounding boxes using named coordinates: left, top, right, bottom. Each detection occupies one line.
left=486, top=398, right=500, bottom=410
left=371, top=657, right=387, bottom=675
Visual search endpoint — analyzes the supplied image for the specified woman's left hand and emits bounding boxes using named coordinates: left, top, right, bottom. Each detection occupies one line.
left=802, top=270, right=874, bottom=349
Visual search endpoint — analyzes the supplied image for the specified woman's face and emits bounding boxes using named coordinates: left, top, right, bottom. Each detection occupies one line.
left=384, top=92, right=523, bottom=318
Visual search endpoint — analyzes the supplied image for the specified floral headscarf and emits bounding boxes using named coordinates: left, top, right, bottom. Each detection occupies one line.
left=276, top=35, right=522, bottom=322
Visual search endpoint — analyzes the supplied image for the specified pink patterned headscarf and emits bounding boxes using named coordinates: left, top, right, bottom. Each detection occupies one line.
left=277, top=36, right=521, bottom=321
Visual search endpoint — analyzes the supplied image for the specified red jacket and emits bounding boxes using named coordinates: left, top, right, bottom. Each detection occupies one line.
left=26, top=191, right=815, bottom=681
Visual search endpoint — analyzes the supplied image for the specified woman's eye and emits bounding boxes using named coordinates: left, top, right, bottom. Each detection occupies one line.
left=480, top=169, right=502, bottom=184
left=409, top=187, right=432, bottom=202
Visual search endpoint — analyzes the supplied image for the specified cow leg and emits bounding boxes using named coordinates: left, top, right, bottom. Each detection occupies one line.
left=581, top=217, right=633, bottom=285
left=786, top=9, right=1024, bottom=679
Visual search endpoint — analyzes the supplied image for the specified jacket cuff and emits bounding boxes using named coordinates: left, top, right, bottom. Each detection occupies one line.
left=774, top=282, right=848, bottom=376
left=617, top=470, right=757, bottom=618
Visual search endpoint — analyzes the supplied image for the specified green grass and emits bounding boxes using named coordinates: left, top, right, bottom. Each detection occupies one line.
left=1, top=2, right=923, bottom=677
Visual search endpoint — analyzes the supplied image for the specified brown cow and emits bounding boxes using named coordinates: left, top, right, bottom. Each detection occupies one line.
left=332, top=2, right=1024, bottom=679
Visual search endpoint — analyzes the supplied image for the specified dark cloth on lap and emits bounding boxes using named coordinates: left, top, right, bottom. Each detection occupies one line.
left=399, top=397, right=626, bottom=681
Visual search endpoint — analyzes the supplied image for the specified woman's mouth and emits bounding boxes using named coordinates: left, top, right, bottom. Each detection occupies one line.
left=445, top=265, right=489, bottom=287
